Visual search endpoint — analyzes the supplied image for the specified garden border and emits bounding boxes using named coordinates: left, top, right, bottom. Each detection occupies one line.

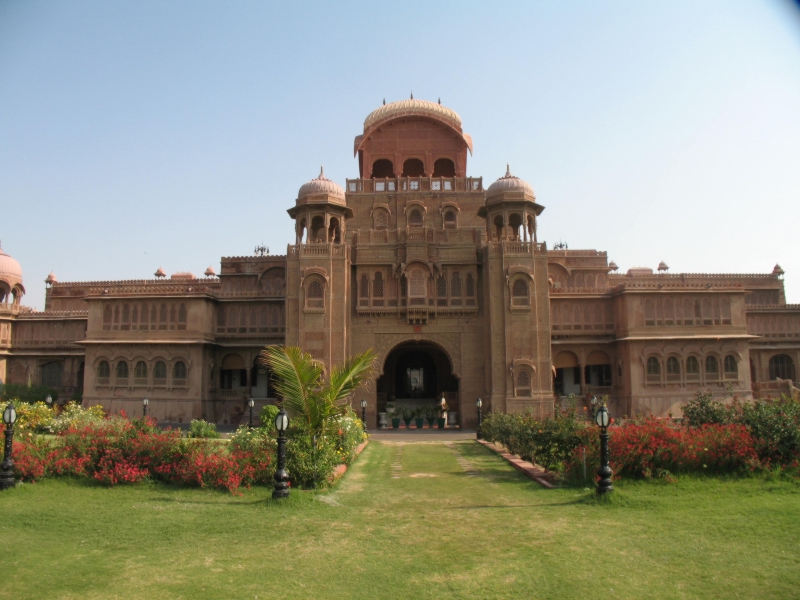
left=329, top=440, right=369, bottom=483
left=477, top=439, right=557, bottom=488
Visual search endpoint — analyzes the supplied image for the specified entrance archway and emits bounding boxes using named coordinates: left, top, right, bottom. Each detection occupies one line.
left=376, top=341, right=459, bottom=422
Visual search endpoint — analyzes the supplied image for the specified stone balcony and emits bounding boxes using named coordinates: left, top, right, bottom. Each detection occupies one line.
left=346, top=176, right=483, bottom=194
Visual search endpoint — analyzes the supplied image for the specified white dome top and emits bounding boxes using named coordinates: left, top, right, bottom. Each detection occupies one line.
left=364, top=98, right=462, bottom=131
left=0, top=245, right=23, bottom=284
left=297, top=167, right=345, bottom=203
left=485, top=165, right=535, bottom=200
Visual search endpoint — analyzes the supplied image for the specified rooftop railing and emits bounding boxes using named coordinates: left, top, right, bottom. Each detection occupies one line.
left=346, top=177, right=483, bottom=194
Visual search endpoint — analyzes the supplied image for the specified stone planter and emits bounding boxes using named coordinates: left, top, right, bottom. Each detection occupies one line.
left=415, top=417, right=425, bottom=429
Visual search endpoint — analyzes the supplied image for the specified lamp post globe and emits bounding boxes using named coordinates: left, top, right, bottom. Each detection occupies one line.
left=0, top=402, right=18, bottom=490
left=248, top=397, right=255, bottom=429
left=142, top=397, right=149, bottom=418
left=273, top=409, right=290, bottom=499
left=595, top=404, right=614, bottom=495
left=45, top=395, right=53, bottom=407
left=476, top=398, right=483, bottom=439
left=360, top=399, right=368, bottom=431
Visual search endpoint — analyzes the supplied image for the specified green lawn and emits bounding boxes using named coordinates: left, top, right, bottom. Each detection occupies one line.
left=1, top=440, right=799, bottom=599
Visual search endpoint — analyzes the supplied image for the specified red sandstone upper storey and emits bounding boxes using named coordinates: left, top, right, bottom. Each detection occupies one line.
left=354, top=98, right=473, bottom=180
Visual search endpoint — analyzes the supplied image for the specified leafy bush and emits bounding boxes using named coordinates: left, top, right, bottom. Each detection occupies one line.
left=229, top=426, right=276, bottom=485
left=681, top=392, right=733, bottom=427
left=0, top=383, right=59, bottom=404
left=188, top=419, right=220, bottom=439
left=480, top=405, right=586, bottom=471
left=737, top=397, right=800, bottom=466
left=12, top=401, right=56, bottom=433
left=49, top=403, right=106, bottom=434
left=286, top=432, right=339, bottom=489
left=334, top=410, right=367, bottom=465
left=259, top=404, right=280, bottom=430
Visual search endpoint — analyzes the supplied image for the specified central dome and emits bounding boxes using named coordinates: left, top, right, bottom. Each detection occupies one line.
left=364, top=98, right=462, bottom=131
left=486, top=165, right=535, bottom=200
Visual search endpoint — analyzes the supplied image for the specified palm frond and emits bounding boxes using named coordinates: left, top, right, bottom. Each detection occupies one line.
left=259, top=345, right=323, bottom=430
left=318, top=350, right=376, bottom=434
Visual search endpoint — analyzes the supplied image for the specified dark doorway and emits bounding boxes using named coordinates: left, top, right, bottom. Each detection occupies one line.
left=371, top=159, right=395, bottom=178
left=432, top=158, right=455, bottom=177
left=402, top=158, right=426, bottom=177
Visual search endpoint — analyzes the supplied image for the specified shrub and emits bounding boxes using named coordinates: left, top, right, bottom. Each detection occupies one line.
left=12, top=401, right=56, bottom=433
left=259, top=404, right=280, bottom=430
left=334, top=410, right=367, bottom=465
left=50, top=402, right=106, bottom=434
left=229, top=426, right=276, bottom=485
left=286, top=431, right=339, bottom=489
left=737, top=397, right=800, bottom=466
left=188, top=419, right=220, bottom=439
left=681, top=391, right=733, bottom=427
left=0, top=383, right=59, bottom=404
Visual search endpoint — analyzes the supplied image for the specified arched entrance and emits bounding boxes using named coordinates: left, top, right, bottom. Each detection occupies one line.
left=376, top=341, right=459, bottom=424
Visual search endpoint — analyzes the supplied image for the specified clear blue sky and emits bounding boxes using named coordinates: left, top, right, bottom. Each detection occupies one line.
left=1, top=0, right=799, bottom=309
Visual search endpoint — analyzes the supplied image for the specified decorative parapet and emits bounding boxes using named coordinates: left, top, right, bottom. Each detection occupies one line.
left=287, top=243, right=346, bottom=258
left=609, top=272, right=778, bottom=280
left=346, top=177, right=483, bottom=194
left=548, top=250, right=607, bottom=257
left=16, top=310, right=88, bottom=319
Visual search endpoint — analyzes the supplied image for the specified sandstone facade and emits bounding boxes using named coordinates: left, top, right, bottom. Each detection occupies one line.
left=1, top=99, right=798, bottom=426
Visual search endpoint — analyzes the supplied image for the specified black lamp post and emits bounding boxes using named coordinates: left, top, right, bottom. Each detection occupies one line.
left=248, top=397, right=255, bottom=429
left=273, top=409, right=290, bottom=499
left=142, top=397, right=149, bottom=418
left=0, top=402, right=18, bottom=491
left=45, top=394, right=53, bottom=409
left=440, top=395, right=446, bottom=429
left=595, top=403, right=614, bottom=495
left=476, top=398, right=483, bottom=439
left=360, top=399, right=367, bottom=430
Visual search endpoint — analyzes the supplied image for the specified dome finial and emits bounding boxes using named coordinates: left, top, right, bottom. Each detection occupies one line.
left=438, top=97, right=441, bottom=105
left=505, top=164, right=512, bottom=177
left=410, top=91, right=413, bottom=99
left=382, top=98, right=385, bottom=105
left=319, top=165, right=325, bottom=179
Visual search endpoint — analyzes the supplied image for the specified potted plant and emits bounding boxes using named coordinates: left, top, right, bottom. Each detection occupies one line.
left=414, top=407, right=425, bottom=429
left=401, top=407, right=415, bottom=428
left=390, top=410, right=401, bottom=429
left=437, top=399, right=449, bottom=429
left=424, top=405, right=437, bottom=427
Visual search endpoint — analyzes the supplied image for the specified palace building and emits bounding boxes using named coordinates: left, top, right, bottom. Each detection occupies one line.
left=1, top=99, right=798, bottom=427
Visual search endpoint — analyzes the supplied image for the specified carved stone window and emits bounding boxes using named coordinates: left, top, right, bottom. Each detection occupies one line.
left=116, top=361, right=129, bottom=384
left=97, top=360, right=110, bottom=384
left=444, top=210, right=456, bottom=229
left=409, top=209, right=423, bottom=228
left=646, top=357, right=661, bottom=383
left=724, top=355, right=738, bottom=379
left=705, top=356, right=719, bottom=379
left=134, top=361, right=147, bottom=385
left=511, top=278, right=530, bottom=306
left=307, top=279, right=324, bottom=309
left=409, top=269, right=426, bottom=305
left=154, top=361, right=167, bottom=385
left=686, top=356, right=700, bottom=381
left=666, top=357, right=681, bottom=382
left=769, top=354, right=796, bottom=380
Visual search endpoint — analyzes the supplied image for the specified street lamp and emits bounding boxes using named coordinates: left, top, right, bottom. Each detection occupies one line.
left=476, top=398, right=483, bottom=439
left=272, top=409, right=290, bottom=499
left=45, top=394, right=53, bottom=408
left=595, top=403, right=613, bottom=495
left=440, top=395, right=447, bottom=429
left=0, top=402, right=18, bottom=491
left=142, top=397, right=149, bottom=418
left=248, top=397, right=255, bottom=429
left=360, top=399, right=367, bottom=431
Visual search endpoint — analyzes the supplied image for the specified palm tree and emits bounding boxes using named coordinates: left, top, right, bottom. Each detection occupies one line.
left=259, top=345, right=376, bottom=438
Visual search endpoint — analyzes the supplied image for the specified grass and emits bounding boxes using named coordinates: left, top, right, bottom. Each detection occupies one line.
left=1, top=440, right=799, bottom=599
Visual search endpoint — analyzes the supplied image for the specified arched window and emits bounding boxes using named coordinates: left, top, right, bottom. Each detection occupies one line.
left=373, top=272, right=384, bottom=305
left=374, top=209, right=388, bottom=230
left=493, top=215, right=504, bottom=241
left=41, top=361, right=64, bottom=388
left=508, top=214, right=523, bottom=241
left=702, top=299, right=712, bottom=325
left=402, top=158, right=425, bottom=177
left=173, top=361, right=187, bottom=381
left=721, top=298, right=732, bottom=325
left=645, top=299, right=655, bottom=326
left=686, top=356, right=700, bottom=381
left=646, top=357, right=661, bottom=383
left=432, top=158, right=455, bottom=177
left=512, top=278, right=529, bottom=306
left=359, top=273, right=369, bottom=299
left=666, top=357, right=681, bottom=381
left=178, top=303, right=187, bottom=329
left=443, top=210, right=456, bottom=229
left=705, top=356, right=719, bottom=378
left=134, top=361, right=147, bottom=382
left=585, top=274, right=595, bottom=288
left=516, top=370, right=531, bottom=397
left=159, top=304, right=167, bottom=330
left=116, top=361, right=129, bottom=381
left=371, top=159, right=395, bottom=178
left=97, top=360, right=110, bottom=381
left=724, top=355, right=738, bottom=379
left=121, top=304, right=130, bottom=330
left=664, top=299, right=674, bottom=325
left=307, top=279, right=324, bottom=308
left=437, top=275, right=447, bottom=297
left=154, top=361, right=167, bottom=384
left=451, top=272, right=462, bottom=297
left=466, top=273, right=475, bottom=297
left=769, top=354, right=796, bottom=381
left=103, top=305, right=112, bottom=329
left=408, top=209, right=423, bottom=227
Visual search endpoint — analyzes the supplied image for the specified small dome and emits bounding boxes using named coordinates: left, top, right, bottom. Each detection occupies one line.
left=204, top=266, right=216, bottom=277
left=658, top=261, right=669, bottom=272
left=608, top=261, right=618, bottom=271
left=773, top=264, right=785, bottom=277
left=0, top=245, right=23, bottom=284
left=170, top=272, right=195, bottom=280
left=364, top=98, right=462, bottom=131
left=45, top=271, right=57, bottom=285
left=297, top=167, right=345, bottom=203
left=154, top=267, right=166, bottom=278
left=486, top=165, right=535, bottom=200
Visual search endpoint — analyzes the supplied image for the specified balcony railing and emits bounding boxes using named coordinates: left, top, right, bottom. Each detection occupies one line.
left=287, top=243, right=345, bottom=258
left=346, top=177, right=483, bottom=194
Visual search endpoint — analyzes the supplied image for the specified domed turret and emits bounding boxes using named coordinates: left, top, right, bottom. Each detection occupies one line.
left=0, top=243, right=25, bottom=304
left=204, top=266, right=217, bottom=277
left=608, top=261, right=619, bottom=272
left=478, top=166, right=544, bottom=243
left=154, top=267, right=166, bottom=279
left=773, top=264, right=785, bottom=278
left=485, top=165, right=536, bottom=203
left=288, top=167, right=353, bottom=244
left=45, top=271, right=57, bottom=286
left=658, top=261, right=669, bottom=273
